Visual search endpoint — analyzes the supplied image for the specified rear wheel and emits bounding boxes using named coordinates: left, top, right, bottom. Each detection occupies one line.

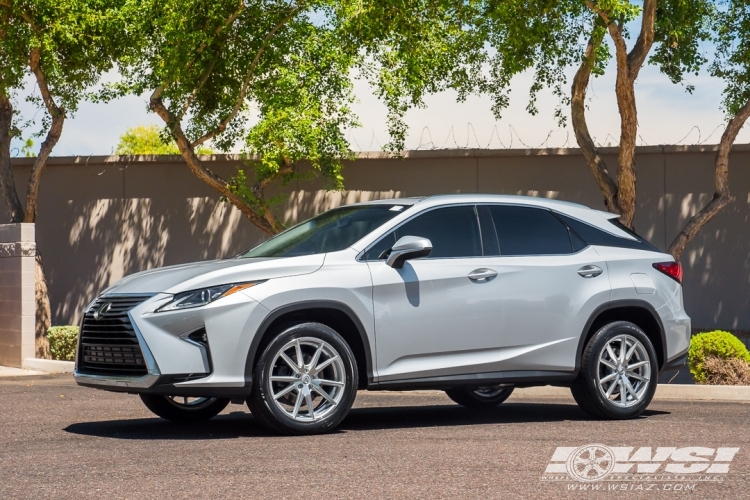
left=248, top=322, right=358, bottom=435
left=571, top=321, right=658, bottom=419
left=139, top=394, right=230, bottom=422
left=445, top=385, right=515, bottom=408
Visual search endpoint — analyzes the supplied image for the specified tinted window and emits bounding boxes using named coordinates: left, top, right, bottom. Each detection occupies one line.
left=242, top=205, right=404, bottom=258
left=488, top=205, right=573, bottom=256
left=364, top=206, right=482, bottom=260
left=556, top=213, right=658, bottom=252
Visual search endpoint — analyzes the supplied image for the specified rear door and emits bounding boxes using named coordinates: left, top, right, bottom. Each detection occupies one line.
left=478, top=204, right=611, bottom=372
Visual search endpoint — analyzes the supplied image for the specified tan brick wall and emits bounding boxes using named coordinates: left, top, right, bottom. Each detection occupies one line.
left=8, top=145, right=750, bottom=330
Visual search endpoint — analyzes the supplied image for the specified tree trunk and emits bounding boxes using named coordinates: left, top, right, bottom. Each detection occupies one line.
left=0, top=93, right=24, bottom=223
left=150, top=96, right=286, bottom=235
left=570, top=27, right=619, bottom=213
left=667, top=97, right=750, bottom=259
left=35, top=250, right=51, bottom=358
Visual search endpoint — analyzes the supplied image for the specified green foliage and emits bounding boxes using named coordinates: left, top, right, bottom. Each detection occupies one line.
left=710, top=0, right=750, bottom=115
left=0, top=0, right=128, bottom=124
left=688, top=331, right=750, bottom=383
left=47, top=326, right=79, bottom=361
left=20, top=138, right=35, bottom=157
left=115, top=124, right=213, bottom=155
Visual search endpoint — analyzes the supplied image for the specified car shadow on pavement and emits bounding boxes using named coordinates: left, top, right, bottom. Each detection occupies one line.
left=64, top=403, right=669, bottom=440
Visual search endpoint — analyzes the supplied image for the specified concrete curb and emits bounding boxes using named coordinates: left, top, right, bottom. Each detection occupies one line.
left=371, top=384, right=750, bottom=402
left=509, top=384, right=750, bottom=402
left=0, top=366, right=46, bottom=377
left=22, top=358, right=74, bottom=374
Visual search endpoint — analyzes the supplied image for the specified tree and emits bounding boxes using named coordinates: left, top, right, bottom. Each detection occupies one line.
left=115, top=124, right=213, bottom=155
left=115, top=0, right=478, bottom=235
left=668, top=0, right=750, bottom=258
left=0, top=0, right=124, bottom=356
left=466, top=0, right=714, bottom=256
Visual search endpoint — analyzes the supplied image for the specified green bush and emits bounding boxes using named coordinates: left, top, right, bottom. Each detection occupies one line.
left=688, top=331, right=750, bottom=384
left=47, top=326, right=79, bottom=361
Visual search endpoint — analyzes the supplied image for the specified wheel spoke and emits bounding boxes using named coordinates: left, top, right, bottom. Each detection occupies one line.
left=279, top=352, right=301, bottom=374
left=620, top=337, right=627, bottom=363
left=291, top=390, right=303, bottom=418
left=312, top=385, right=337, bottom=405
left=317, top=378, right=344, bottom=387
left=606, top=344, right=618, bottom=364
left=623, top=377, right=638, bottom=399
left=273, top=383, right=297, bottom=400
left=294, top=339, right=304, bottom=368
left=305, top=392, right=315, bottom=421
left=626, top=371, right=648, bottom=382
left=600, top=358, right=617, bottom=370
left=620, top=376, right=628, bottom=404
left=606, top=379, right=619, bottom=398
left=625, top=342, right=639, bottom=362
left=627, top=360, right=649, bottom=370
left=600, top=372, right=618, bottom=383
left=270, top=375, right=298, bottom=383
left=311, top=356, right=338, bottom=375
left=309, top=343, right=324, bottom=372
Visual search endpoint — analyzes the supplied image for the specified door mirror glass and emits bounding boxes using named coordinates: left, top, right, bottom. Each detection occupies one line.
left=386, top=236, right=432, bottom=268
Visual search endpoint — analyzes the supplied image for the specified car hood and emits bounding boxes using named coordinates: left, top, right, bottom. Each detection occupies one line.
left=100, top=254, right=326, bottom=295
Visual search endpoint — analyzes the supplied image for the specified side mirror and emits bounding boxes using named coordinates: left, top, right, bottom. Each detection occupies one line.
left=386, top=236, right=432, bottom=269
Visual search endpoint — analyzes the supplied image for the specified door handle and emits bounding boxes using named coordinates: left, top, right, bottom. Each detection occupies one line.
left=578, top=265, right=603, bottom=278
left=468, top=268, right=498, bottom=282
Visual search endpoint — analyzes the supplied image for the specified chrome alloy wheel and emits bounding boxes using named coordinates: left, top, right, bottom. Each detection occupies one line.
left=267, top=337, right=346, bottom=423
left=596, top=334, right=651, bottom=408
left=165, top=396, right=217, bottom=410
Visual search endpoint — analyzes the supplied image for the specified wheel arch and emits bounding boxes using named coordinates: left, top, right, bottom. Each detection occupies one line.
left=575, top=300, right=667, bottom=375
left=244, top=301, right=373, bottom=389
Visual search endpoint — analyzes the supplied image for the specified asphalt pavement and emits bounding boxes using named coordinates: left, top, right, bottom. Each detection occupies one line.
left=1, top=375, right=748, bottom=499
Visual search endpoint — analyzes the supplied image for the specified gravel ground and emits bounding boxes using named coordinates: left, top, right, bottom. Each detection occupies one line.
left=1, top=375, right=748, bottom=499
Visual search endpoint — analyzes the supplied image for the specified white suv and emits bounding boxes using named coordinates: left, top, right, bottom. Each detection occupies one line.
left=75, top=195, right=690, bottom=434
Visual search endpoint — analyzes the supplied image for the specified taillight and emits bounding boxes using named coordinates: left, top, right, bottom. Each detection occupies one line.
left=653, top=261, right=682, bottom=284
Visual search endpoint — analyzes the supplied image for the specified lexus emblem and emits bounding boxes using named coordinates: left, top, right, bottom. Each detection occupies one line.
left=93, top=302, right=112, bottom=320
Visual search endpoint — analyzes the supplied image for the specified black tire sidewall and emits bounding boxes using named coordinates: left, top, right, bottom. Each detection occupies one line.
left=139, top=393, right=230, bottom=422
left=250, top=322, right=358, bottom=435
left=580, top=321, right=659, bottom=419
left=445, top=386, right=514, bottom=408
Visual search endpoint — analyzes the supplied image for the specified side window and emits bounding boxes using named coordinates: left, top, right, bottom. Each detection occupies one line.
left=488, top=205, right=573, bottom=256
left=556, top=213, right=657, bottom=251
left=363, top=206, right=482, bottom=260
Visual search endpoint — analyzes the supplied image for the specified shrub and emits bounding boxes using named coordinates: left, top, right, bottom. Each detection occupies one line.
left=47, top=326, right=79, bottom=361
left=702, top=356, right=750, bottom=385
left=688, top=330, right=750, bottom=384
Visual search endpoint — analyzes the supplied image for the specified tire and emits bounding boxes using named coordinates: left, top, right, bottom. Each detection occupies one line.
left=571, top=321, right=659, bottom=420
left=248, top=322, right=358, bottom=435
left=139, top=394, right=230, bottom=422
left=445, top=385, right=515, bottom=408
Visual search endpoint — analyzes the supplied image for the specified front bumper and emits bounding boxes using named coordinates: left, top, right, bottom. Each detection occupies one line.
left=75, top=290, right=269, bottom=396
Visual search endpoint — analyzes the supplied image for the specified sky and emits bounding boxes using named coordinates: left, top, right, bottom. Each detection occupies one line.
left=9, top=58, right=750, bottom=157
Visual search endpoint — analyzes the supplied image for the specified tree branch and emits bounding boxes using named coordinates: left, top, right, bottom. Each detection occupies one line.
left=24, top=47, right=65, bottom=223
left=190, top=5, right=302, bottom=148
left=667, top=97, right=750, bottom=259
left=626, top=0, right=657, bottom=79
left=150, top=95, right=279, bottom=235
left=570, top=26, right=619, bottom=212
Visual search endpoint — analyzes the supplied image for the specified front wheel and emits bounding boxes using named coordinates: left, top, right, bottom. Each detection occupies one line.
left=445, top=385, right=515, bottom=408
left=248, top=322, right=358, bottom=435
left=571, top=321, right=658, bottom=419
left=139, top=394, right=230, bottom=422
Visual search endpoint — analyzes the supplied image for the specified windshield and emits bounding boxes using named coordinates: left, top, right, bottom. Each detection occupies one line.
left=241, top=204, right=407, bottom=258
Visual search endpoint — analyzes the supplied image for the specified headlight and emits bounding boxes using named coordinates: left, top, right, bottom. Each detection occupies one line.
left=156, top=281, right=263, bottom=312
